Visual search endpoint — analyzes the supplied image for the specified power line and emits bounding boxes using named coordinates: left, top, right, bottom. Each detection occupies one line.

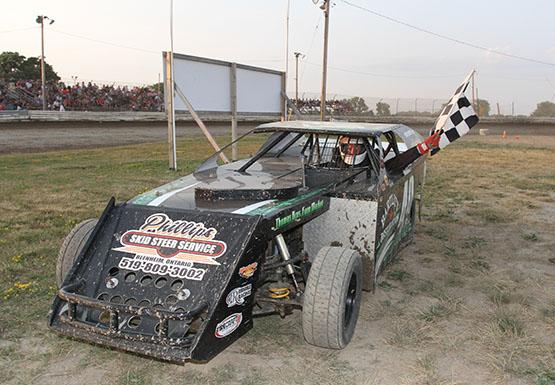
left=50, top=29, right=160, bottom=55
left=50, top=29, right=284, bottom=65
left=480, top=73, right=554, bottom=82
left=300, top=14, right=323, bottom=81
left=0, top=26, right=38, bottom=34
left=304, top=60, right=555, bottom=83
left=304, top=61, right=464, bottom=79
left=340, top=0, right=555, bottom=67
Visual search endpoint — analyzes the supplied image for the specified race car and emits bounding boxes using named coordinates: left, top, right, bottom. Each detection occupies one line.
left=49, top=72, right=479, bottom=363
left=48, top=120, right=429, bottom=362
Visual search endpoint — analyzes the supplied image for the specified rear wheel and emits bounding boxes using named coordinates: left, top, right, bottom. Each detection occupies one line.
left=302, top=246, right=363, bottom=349
left=56, top=218, right=98, bottom=288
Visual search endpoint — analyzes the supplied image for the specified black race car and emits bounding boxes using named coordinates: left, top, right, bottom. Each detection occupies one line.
left=49, top=120, right=428, bottom=363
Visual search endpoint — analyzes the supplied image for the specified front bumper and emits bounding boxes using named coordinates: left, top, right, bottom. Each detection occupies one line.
left=50, top=281, right=208, bottom=363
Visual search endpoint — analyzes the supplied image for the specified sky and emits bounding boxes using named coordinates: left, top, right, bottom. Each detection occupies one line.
left=2, top=0, right=555, bottom=115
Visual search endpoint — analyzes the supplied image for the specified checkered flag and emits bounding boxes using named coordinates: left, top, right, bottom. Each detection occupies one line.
left=430, top=71, right=479, bottom=155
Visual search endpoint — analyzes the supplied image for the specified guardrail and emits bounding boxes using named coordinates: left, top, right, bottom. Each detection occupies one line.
left=0, top=110, right=280, bottom=123
left=0, top=110, right=30, bottom=121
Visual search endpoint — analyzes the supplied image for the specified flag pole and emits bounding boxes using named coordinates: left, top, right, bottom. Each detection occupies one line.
left=471, top=70, right=476, bottom=111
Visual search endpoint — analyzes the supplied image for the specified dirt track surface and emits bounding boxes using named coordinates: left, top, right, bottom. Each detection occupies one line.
left=0, top=122, right=256, bottom=154
left=0, top=121, right=553, bottom=154
left=1, top=134, right=554, bottom=385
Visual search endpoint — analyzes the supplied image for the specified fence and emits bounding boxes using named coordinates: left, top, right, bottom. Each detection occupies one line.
left=294, top=92, right=527, bottom=118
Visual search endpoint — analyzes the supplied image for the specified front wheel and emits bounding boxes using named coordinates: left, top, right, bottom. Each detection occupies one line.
left=302, top=246, right=363, bottom=349
left=56, top=218, right=98, bottom=288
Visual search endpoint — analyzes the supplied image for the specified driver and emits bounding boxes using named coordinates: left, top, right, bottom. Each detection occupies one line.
left=338, top=136, right=369, bottom=167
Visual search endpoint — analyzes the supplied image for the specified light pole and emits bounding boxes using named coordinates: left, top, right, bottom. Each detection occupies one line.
left=313, top=0, right=331, bottom=121
left=293, top=52, right=304, bottom=106
left=36, top=15, right=54, bottom=111
left=285, top=0, right=290, bottom=99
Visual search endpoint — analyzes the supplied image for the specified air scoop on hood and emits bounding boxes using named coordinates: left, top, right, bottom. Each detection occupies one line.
left=195, top=185, right=300, bottom=201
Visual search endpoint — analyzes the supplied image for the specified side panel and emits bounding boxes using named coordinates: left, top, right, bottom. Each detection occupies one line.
left=374, top=160, right=425, bottom=280
left=191, top=225, right=268, bottom=361
left=303, top=198, right=378, bottom=288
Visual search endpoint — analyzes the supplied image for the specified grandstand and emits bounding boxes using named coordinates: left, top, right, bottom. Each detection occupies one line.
left=0, top=80, right=163, bottom=112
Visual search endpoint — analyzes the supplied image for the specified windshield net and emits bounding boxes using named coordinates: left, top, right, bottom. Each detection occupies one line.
left=302, top=134, right=370, bottom=169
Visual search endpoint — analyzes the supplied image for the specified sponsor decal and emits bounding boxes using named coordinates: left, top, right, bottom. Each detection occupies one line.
left=380, top=194, right=399, bottom=229
left=226, top=284, right=252, bottom=307
left=238, top=262, right=257, bottom=279
left=113, top=213, right=228, bottom=281
left=215, top=313, right=242, bottom=338
left=274, top=199, right=325, bottom=230
left=398, top=176, right=415, bottom=238
left=378, top=193, right=400, bottom=245
left=245, top=188, right=325, bottom=216
left=375, top=176, right=415, bottom=279
left=118, top=256, right=206, bottom=281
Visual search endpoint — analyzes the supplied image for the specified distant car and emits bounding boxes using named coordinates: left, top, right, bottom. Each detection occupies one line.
left=49, top=120, right=426, bottom=363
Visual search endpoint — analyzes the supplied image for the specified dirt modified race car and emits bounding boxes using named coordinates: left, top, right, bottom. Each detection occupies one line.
left=49, top=74, right=479, bottom=363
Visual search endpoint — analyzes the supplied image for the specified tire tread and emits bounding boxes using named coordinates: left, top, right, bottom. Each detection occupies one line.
left=56, top=218, right=97, bottom=287
left=302, top=246, right=362, bottom=349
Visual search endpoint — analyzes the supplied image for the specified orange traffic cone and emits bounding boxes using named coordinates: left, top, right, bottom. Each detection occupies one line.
left=502, top=131, right=507, bottom=139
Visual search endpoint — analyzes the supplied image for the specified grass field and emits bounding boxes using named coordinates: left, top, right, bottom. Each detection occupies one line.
left=0, top=134, right=554, bottom=385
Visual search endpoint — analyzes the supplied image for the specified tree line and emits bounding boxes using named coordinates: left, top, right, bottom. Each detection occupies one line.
left=1, top=51, right=554, bottom=117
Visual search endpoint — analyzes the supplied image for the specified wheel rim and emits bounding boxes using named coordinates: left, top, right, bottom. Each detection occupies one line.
left=344, top=272, right=357, bottom=328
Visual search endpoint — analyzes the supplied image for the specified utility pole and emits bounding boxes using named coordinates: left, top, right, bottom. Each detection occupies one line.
left=285, top=0, right=290, bottom=99
left=293, top=52, right=304, bottom=105
left=36, top=15, right=54, bottom=111
left=319, top=0, right=330, bottom=121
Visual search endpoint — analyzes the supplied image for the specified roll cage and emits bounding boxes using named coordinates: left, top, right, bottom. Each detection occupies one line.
left=237, top=131, right=381, bottom=175
left=195, top=122, right=422, bottom=181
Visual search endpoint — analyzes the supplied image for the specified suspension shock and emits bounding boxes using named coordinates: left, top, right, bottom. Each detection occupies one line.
left=274, top=234, right=300, bottom=294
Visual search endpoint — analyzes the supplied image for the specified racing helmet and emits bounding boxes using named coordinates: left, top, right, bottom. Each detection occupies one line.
left=338, top=136, right=367, bottom=166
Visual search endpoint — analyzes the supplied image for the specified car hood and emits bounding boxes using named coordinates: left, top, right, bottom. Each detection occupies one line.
left=129, top=156, right=304, bottom=213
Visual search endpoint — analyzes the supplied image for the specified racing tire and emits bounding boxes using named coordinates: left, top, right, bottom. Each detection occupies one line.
left=302, top=246, right=363, bottom=349
left=56, top=218, right=98, bottom=288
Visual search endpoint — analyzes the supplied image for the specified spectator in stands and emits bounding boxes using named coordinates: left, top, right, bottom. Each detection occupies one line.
left=0, top=79, right=163, bottom=112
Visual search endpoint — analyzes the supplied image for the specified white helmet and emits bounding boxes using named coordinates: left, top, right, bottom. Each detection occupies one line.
left=338, top=136, right=367, bottom=166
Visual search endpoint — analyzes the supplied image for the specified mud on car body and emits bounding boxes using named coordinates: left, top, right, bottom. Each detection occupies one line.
left=49, top=120, right=427, bottom=363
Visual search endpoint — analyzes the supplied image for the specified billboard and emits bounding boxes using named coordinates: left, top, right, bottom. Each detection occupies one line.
left=166, top=53, right=285, bottom=115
